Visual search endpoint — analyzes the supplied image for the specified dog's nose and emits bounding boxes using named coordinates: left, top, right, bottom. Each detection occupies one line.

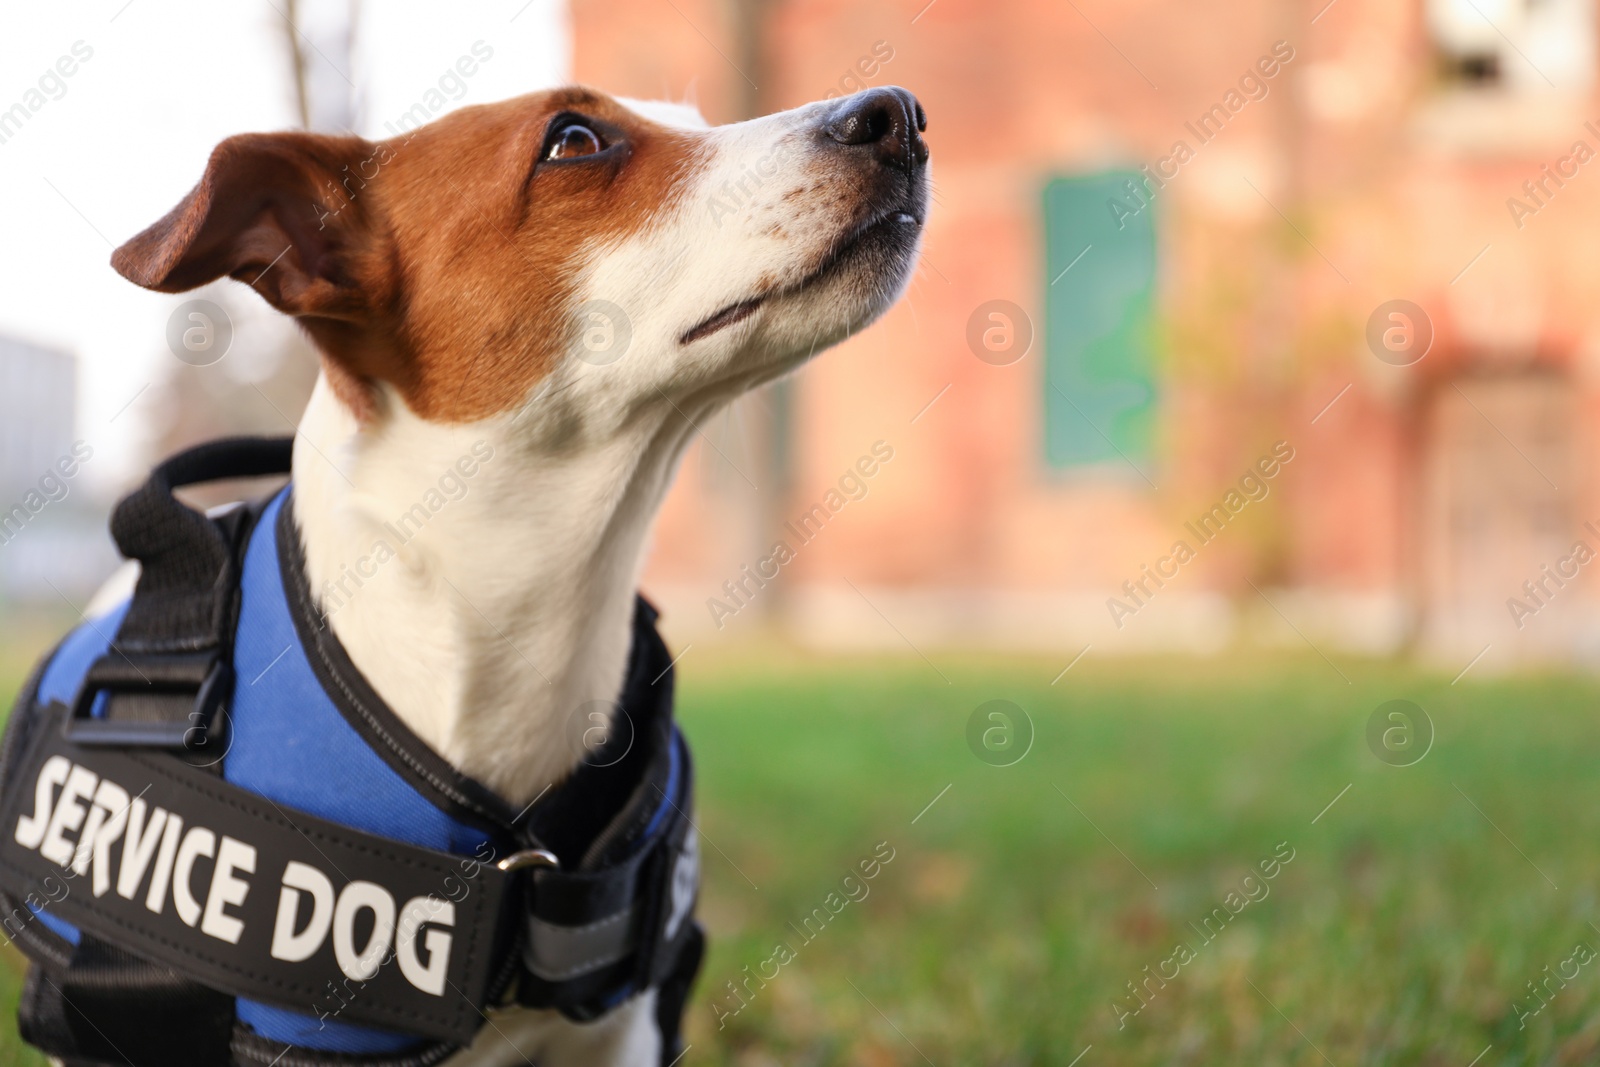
left=824, top=87, right=928, bottom=168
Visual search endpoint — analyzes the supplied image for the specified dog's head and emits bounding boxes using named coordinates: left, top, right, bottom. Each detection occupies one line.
left=112, top=85, right=929, bottom=429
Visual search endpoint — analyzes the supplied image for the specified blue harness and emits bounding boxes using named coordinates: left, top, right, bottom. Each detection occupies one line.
left=0, top=438, right=704, bottom=1066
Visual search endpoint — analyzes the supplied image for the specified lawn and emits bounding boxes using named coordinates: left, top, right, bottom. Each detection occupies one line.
left=2, top=644, right=1598, bottom=1066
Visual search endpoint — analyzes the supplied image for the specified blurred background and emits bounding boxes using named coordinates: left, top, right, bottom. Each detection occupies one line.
left=4, top=0, right=1599, bottom=671
left=6, top=1, right=1600, bottom=1064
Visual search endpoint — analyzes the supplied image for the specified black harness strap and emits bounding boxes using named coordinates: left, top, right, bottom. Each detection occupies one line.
left=22, top=937, right=237, bottom=1067
left=68, top=436, right=292, bottom=753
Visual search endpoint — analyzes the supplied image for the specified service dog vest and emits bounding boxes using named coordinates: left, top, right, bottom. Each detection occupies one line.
left=0, top=437, right=704, bottom=1067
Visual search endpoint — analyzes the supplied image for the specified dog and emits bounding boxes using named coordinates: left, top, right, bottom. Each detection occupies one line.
left=89, top=84, right=928, bottom=1065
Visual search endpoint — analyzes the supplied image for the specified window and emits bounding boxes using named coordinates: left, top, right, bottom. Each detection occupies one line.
left=1427, top=0, right=1595, bottom=91
left=1042, top=172, right=1158, bottom=472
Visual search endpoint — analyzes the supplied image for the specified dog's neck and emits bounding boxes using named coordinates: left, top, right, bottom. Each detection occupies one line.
left=289, top=375, right=703, bottom=808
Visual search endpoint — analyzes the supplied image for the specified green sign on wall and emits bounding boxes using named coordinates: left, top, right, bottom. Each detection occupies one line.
left=1042, top=173, right=1158, bottom=472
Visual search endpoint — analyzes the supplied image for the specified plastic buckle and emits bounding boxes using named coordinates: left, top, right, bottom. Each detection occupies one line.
left=62, top=651, right=231, bottom=751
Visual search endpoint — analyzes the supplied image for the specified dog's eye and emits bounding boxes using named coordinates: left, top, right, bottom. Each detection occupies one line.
left=545, top=123, right=604, bottom=161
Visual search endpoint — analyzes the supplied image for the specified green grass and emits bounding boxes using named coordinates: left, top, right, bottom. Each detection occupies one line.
left=3, top=646, right=1599, bottom=1065
left=673, top=650, right=1600, bottom=1066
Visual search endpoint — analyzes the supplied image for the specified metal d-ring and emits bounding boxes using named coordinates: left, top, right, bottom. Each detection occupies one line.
left=496, top=848, right=561, bottom=872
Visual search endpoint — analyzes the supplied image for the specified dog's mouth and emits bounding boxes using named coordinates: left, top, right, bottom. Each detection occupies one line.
left=679, top=296, right=766, bottom=346
left=679, top=207, right=923, bottom=346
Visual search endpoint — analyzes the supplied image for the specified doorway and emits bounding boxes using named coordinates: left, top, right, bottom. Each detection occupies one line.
left=1420, top=372, right=1582, bottom=659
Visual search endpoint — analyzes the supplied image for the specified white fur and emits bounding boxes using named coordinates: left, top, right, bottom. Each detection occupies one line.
left=294, top=94, right=915, bottom=810
left=615, top=97, right=709, bottom=130
left=283, top=93, right=923, bottom=1064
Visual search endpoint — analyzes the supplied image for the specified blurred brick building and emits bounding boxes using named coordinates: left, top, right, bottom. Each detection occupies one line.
left=576, top=0, right=1600, bottom=667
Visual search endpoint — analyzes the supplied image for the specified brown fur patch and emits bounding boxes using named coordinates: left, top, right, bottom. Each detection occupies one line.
left=112, top=87, right=704, bottom=423
left=368, top=88, right=701, bottom=420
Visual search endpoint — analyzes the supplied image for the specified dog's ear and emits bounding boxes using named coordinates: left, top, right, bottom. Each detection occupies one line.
left=111, top=132, right=388, bottom=322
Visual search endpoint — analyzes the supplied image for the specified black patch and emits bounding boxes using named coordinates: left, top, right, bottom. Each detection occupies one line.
left=0, top=704, right=512, bottom=1044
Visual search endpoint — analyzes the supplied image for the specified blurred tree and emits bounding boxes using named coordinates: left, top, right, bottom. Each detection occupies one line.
left=711, top=0, right=796, bottom=619
left=282, top=0, right=361, bottom=133
left=147, top=0, right=361, bottom=496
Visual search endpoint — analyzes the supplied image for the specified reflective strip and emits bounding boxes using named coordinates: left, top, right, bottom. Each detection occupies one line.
left=523, top=904, right=638, bottom=980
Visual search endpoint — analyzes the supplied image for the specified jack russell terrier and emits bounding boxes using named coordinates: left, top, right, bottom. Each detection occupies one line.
left=6, top=84, right=927, bottom=1066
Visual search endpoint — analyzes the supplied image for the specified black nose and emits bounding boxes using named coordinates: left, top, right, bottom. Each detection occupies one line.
left=825, top=87, right=928, bottom=168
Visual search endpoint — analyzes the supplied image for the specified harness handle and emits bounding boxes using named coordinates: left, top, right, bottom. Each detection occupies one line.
left=110, top=436, right=293, bottom=655
left=68, top=436, right=292, bottom=752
